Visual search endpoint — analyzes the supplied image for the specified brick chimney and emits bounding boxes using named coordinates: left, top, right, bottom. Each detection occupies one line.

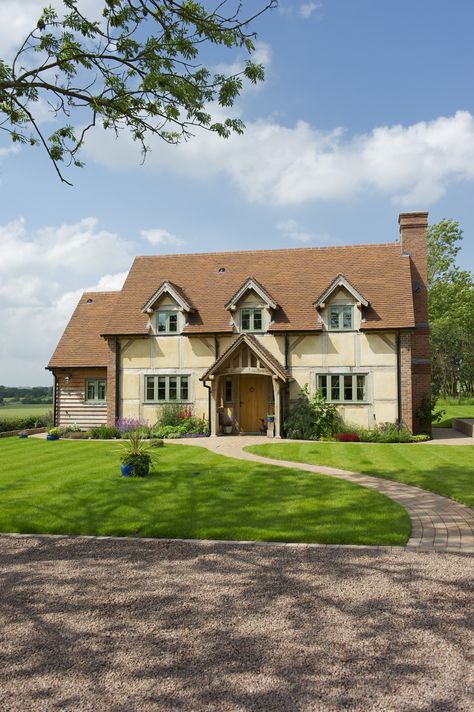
left=398, top=212, right=431, bottom=434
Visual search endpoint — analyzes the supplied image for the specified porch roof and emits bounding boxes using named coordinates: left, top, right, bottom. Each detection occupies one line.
left=200, top=334, right=290, bottom=382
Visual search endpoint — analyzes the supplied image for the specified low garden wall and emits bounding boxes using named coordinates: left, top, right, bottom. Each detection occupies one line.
left=0, top=428, right=47, bottom=439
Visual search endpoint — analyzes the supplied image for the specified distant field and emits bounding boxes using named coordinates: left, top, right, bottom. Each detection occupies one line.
left=434, top=400, right=474, bottom=428
left=0, top=404, right=52, bottom=420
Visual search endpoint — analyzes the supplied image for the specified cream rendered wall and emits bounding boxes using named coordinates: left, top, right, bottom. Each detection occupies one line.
left=119, top=282, right=399, bottom=430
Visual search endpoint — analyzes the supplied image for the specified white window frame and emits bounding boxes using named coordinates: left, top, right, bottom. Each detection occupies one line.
left=85, top=379, right=106, bottom=402
left=316, top=373, right=367, bottom=403
left=240, top=307, right=263, bottom=332
left=156, top=310, right=179, bottom=334
left=328, top=304, right=354, bottom=331
left=145, top=375, right=190, bottom=403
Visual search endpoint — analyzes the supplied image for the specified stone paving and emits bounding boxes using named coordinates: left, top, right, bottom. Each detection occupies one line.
left=170, top=436, right=474, bottom=554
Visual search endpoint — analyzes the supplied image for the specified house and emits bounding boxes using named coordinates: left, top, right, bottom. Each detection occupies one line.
left=47, top=212, right=431, bottom=436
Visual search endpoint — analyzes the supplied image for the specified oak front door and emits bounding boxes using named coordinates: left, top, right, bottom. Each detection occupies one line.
left=239, top=376, right=265, bottom=432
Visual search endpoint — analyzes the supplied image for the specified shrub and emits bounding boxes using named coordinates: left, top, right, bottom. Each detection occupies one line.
left=149, top=438, right=164, bottom=448
left=416, top=393, right=445, bottom=432
left=0, top=412, right=51, bottom=433
left=284, top=385, right=338, bottom=440
left=153, top=416, right=208, bottom=439
left=90, top=425, right=120, bottom=439
left=157, top=404, right=185, bottom=427
left=283, top=386, right=315, bottom=440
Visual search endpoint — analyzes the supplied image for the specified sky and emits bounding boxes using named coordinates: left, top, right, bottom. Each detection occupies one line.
left=1, top=0, right=473, bottom=386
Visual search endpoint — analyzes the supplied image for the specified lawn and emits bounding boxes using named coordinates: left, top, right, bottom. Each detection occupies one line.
left=0, top=438, right=410, bottom=545
left=434, top=400, right=474, bottom=428
left=246, top=442, right=474, bottom=510
left=0, top=403, right=51, bottom=419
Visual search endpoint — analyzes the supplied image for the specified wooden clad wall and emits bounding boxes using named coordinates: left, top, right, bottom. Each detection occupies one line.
left=55, top=369, right=108, bottom=428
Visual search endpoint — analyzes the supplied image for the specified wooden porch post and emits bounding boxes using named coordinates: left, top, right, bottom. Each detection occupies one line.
left=272, top=376, right=282, bottom=439
left=209, top=375, right=218, bottom=436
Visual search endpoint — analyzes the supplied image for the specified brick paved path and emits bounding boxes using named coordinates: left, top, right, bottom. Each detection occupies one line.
left=172, top=436, right=474, bottom=554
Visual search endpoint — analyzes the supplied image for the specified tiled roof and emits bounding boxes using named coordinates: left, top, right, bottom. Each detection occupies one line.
left=103, top=243, right=415, bottom=335
left=47, top=291, right=118, bottom=368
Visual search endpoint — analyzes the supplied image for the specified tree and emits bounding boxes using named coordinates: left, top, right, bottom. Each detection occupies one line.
left=0, top=0, right=276, bottom=184
left=427, top=219, right=474, bottom=398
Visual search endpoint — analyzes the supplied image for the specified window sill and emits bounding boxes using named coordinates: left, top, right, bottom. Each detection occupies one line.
left=84, top=400, right=107, bottom=405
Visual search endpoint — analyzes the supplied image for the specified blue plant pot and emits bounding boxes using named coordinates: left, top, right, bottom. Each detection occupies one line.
left=121, top=463, right=134, bottom=478
left=46, top=434, right=59, bottom=441
left=18, top=434, right=28, bottom=439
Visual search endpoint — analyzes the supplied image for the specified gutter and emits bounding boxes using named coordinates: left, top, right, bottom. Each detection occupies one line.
left=203, top=382, right=212, bottom=437
left=53, top=373, right=58, bottom=428
left=115, top=337, right=121, bottom=421
left=396, top=330, right=402, bottom=425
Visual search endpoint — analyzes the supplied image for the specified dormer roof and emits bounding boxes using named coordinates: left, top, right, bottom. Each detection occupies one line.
left=141, top=280, right=194, bottom=313
left=224, top=277, right=278, bottom=311
left=313, top=273, right=369, bottom=309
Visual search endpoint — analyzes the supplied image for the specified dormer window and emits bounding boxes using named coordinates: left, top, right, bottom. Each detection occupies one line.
left=241, top=308, right=262, bottom=332
left=157, top=310, right=178, bottom=333
left=328, top=305, right=353, bottom=331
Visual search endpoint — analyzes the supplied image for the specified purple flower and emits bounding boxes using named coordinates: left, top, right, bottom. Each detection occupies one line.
left=115, top=417, right=145, bottom=434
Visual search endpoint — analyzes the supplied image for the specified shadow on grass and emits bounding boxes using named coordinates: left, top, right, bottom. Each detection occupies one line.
left=0, top=536, right=472, bottom=710
left=246, top=442, right=474, bottom=510
left=0, top=439, right=410, bottom=545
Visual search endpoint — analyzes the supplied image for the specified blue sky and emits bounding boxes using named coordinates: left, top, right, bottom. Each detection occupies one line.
left=1, top=0, right=473, bottom=385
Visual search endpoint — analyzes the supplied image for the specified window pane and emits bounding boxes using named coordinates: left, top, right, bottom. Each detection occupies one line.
left=169, top=376, right=177, bottom=400
left=225, top=379, right=232, bottom=403
left=146, top=376, right=155, bottom=401
left=356, top=375, right=366, bottom=401
left=343, top=306, right=353, bottom=329
left=180, top=376, right=189, bottom=401
left=98, top=380, right=106, bottom=400
left=87, top=381, right=96, bottom=400
left=241, top=309, right=250, bottom=330
left=318, top=375, right=327, bottom=399
left=252, top=309, right=262, bottom=330
left=168, top=313, right=178, bottom=332
left=344, top=375, right=353, bottom=401
left=329, top=307, right=340, bottom=329
left=331, top=376, right=340, bottom=401
left=157, top=312, right=167, bottom=332
left=158, top=376, right=166, bottom=400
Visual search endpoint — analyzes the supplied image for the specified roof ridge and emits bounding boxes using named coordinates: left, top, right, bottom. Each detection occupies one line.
left=82, top=290, right=120, bottom=296
left=133, top=242, right=401, bottom=260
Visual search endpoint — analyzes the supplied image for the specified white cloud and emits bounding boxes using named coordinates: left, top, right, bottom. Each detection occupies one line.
left=141, top=228, right=185, bottom=247
left=0, top=216, right=132, bottom=384
left=276, top=219, right=313, bottom=243
left=212, top=41, right=272, bottom=93
left=0, top=1, right=103, bottom=58
left=86, top=110, right=474, bottom=208
left=299, top=2, right=322, bottom=19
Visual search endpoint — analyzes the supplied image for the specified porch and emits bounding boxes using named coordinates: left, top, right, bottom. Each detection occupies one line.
left=201, top=334, right=289, bottom=437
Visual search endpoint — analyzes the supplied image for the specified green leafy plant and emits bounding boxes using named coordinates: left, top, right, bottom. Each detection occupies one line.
left=118, top=430, right=158, bottom=476
left=0, top=1, right=275, bottom=183
left=90, top=425, right=120, bottom=440
left=284, top=386, right=339, bottom=440
left=416, top=393, right=445, bottom=432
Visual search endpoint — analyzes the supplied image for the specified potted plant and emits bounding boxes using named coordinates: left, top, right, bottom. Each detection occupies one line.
left=221, top=415, right=233, bottom=435
left=266, top=414, right=275, bottom=423
left=47, top=427, right=60, bottom=441
left=118, top=429, right=155, bottom=477
left=18, top=431, right=28, bottom=439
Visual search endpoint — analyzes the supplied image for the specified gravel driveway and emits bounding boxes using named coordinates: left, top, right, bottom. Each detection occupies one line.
left=0, top=535, right=472, bottom=712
